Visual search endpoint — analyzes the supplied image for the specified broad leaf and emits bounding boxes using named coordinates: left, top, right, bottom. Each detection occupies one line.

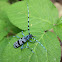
left=6, top=0, right=58, bottom=31
left=1, top=31, right=60, bottom=62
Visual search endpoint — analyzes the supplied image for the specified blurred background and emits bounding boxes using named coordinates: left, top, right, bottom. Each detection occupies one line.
left=51, top=0, right=62, bottom=17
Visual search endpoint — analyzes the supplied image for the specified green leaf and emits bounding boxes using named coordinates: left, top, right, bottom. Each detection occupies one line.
left=0, top=32, right=60, bottom=62
left=0, top=10, right=11, bottom=40
left=0, top=9, right=21, bottom=40
left=0, top=0, right=8, bottom=2
left=0, top=1, right=10, bottom=11
left=0, top=36, right=12, bottom=62
left=0, top=18, right=8, bottom=41
left=53, top=17, right=62, bottom=41
left=0, top=0, right=60, bottom=62
left=0, top=1, right=21, bottom=40
left=6, top=0, right=58, bottom=31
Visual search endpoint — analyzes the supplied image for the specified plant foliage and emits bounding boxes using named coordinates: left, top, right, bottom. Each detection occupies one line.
left=0, top=0, right=61, bottom=62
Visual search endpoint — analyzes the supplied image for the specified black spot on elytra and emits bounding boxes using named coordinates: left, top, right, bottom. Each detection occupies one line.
left=17, top=40, right=20, bottom=45
left=22, top=41, right=24, bottom=43
left=15, top=45, right=18, bottom=48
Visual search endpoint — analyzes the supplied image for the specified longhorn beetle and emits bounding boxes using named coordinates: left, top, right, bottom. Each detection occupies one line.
left=13, top=3, right=47, bottom=53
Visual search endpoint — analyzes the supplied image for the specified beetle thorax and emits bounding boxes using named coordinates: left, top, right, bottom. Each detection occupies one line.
left=26, top=34, right=33, bottom=40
